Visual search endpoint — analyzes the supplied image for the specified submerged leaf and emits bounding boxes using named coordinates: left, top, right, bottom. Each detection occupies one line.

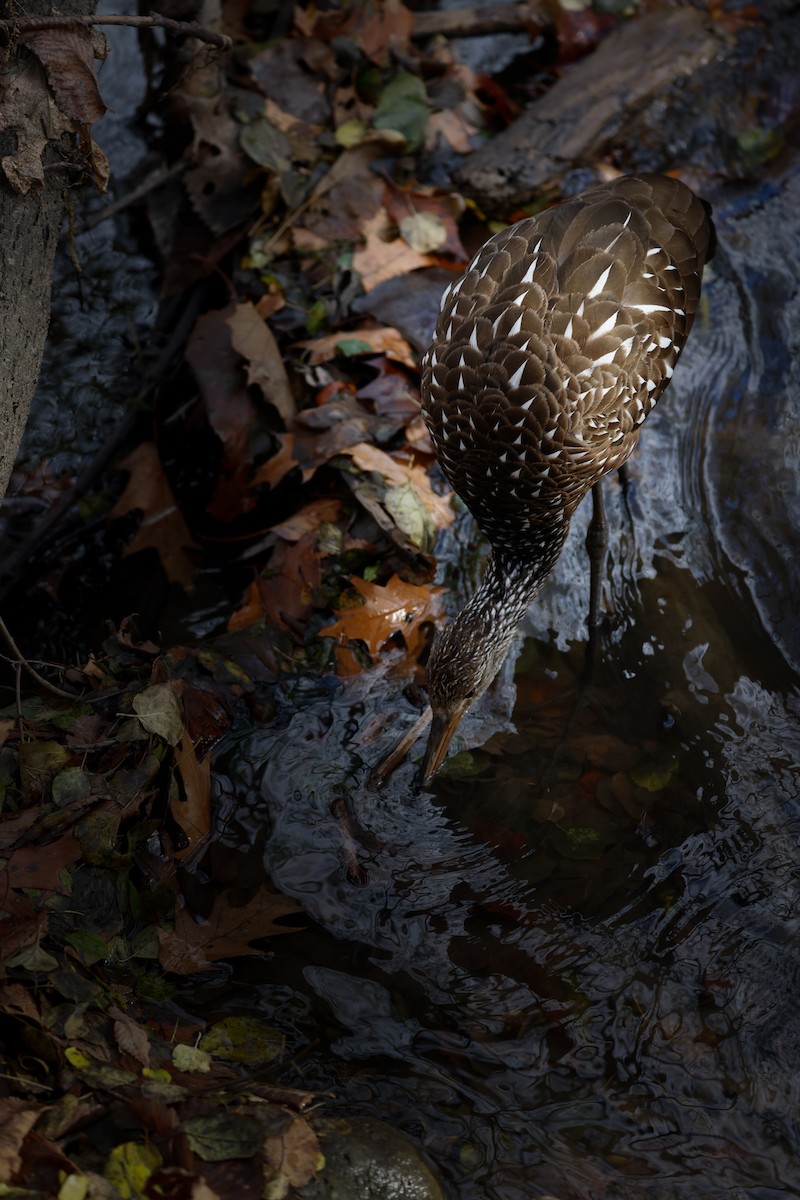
left=184, top=1113, right=264, bottom=1162
left=200, top=1016, right=284, bottom=1067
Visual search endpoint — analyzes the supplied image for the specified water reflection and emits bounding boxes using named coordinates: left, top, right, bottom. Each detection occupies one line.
left=207, top=166, right=800, bottom=1198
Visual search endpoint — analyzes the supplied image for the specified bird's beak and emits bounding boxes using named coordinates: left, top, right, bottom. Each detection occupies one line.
left=419, top=710, right=463, bottom=786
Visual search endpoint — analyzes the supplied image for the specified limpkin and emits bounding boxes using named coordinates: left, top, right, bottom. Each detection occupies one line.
left=416, top=173, right=714, bottom=783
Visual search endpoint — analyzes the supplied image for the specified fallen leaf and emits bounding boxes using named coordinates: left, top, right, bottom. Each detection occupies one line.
left=386, top=187, right=467, bottom=260
left=341, top=442, right=454, bottom=530
left=5, top=832, right=81, bottom=893
left=0, top=1101, right=40, bottom=1184
left=186, top=309, right=262, bottom=467
left=320, top=573, right=444, bottom=660
left=133, top=681, right=184, bottom=746
left=184, top=1113, right=264, bottom=1163
left=312, top=0, right=413, bottom=66
left=353, top=209, right=434, bottom=292
left=158, top=887, right=304, bottom=975
left=199, top=1016, right=283, bottom=1067
left=296, top=324, right=416, bottom=370
left=172, top=1044, right=212, bottom=1074
left=373, top=72, right=429, bottom=151
left=104, top=1142, right=162, bottom=1199
left=268, top=499, right=343, bottom=543
left=226, top=302, right=296, bottom=423
left=426, top=108, right=477, bottom=155
left=112, top=1013, right=153, bottom=1069
left=171, top=729, right=212, bottom=859
left=110, top=444, right=199, bottom=592
left=230, top=532, right=323, bottom=632
left=264, top=1116, right=323, bottom=1189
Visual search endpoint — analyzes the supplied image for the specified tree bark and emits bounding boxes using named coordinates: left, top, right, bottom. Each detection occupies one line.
left=0, top=0, right=97, bottom=508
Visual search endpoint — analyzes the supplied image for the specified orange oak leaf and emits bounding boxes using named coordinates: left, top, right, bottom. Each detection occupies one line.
left=320, top=573, right=444, bottom=660
left=110, top=443, right=198, bottom=592
left=296, top=324, right=416, bottom=370
left=158, top=888, right=304, bottom=975
left=353, top=209, right=434, bottom=292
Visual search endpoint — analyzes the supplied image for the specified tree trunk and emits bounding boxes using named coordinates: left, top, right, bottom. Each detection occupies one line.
left=0, top=0, right=97, bottom=507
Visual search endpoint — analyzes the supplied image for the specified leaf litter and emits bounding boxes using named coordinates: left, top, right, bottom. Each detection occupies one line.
left=0, top=0, right=723, bottom=1188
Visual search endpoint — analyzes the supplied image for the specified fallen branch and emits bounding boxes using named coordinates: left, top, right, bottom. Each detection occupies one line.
left=0, top=613, right=82, bottom=700
left=0, top=11, right=232, bottom=49
left=411, top=2, right=551, bottom=40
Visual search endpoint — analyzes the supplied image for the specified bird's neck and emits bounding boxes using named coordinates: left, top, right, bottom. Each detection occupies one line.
left=465, top=527, right=569, bottom=642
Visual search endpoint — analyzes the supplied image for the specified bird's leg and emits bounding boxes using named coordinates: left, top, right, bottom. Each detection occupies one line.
left=585, top=480, right=608, bottom=635
left=617, top=461, right=631, bottom=500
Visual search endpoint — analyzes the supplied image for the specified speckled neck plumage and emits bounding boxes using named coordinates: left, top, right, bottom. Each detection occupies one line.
left=418, top=173, right=715, bottom=781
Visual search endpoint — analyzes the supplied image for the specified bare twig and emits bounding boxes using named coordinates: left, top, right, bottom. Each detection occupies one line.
left=411, top=2, right=551, bottom=40
left=0, top=614, right=83, bottom=700
left=0, top=11, right=232, bottom=49
left=84, top=159, right=188, bottom=231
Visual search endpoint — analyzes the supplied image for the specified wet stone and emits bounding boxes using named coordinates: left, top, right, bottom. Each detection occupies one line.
left=301, top=1117, right=444, bottom=1200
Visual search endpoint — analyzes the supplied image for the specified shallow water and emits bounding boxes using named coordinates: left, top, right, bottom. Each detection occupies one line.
left=205, top=167, right=800, bottom=1198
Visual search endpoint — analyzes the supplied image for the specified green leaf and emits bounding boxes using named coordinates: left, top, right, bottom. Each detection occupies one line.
left=373, top=72, right=429, bottom=151
left=52, top=766, right=93, bottom=808
left=334, top=338, right=374, bottom=357
left=7, top=943, right=59, bottom=972
left=66, top=930, right=110, bottom=966
left=184, top=1113, right=264, bottom=1162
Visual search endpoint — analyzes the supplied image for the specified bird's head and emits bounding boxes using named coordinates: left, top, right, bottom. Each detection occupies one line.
left=420, top=609, right=515, bottom=784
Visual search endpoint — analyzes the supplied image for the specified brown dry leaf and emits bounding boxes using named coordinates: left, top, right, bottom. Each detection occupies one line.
left=229, top=532, right=323, bottom=633
left=20, top=25, right=107, bottom=125
left=171, top=731, right=212, bottom=861
left=264, top=1116, right=323, bottom=1189
left=353, top=209, right=434, bottom=292
left=297, top=326, right=416, bottom=370
left=261, top=534, right=322, bottom=628
left=320, top=573, right=445, bottom=660
left=226, top=302, right=296, bottom=423
left=110, top=443, right=199, bottom=592
left=311, top=0, right=413, bottom=65
left=341, top=442, right=454, bottom=529
left=426, top=108, right=478, bottom=155
left=159, top=888, right=304, bottom=975
left=186, top=308, right=262, bottom=467
left=0, top=983, right=40, bottom=1022
left=5, top=832, right=81, bottom=893
left=252, top=433, right=300, bottom=490
left=112, top=1011, right=152, bottom=1069
left=252, top=411, right=370, bottom=491
left=269, top=499, right=343, bottom=542
left=0, top=1101, right=40, bottom=1184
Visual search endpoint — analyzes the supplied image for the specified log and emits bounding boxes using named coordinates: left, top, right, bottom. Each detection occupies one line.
left=454, top=8, right=722, bottom=211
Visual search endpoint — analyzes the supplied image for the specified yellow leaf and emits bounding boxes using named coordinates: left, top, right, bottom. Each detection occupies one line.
left=104, top=1142, right=162, bottom=1200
